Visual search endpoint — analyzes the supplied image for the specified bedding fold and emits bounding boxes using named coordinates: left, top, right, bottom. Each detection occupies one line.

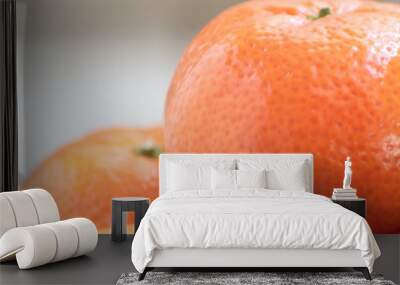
left=131, top=190, right=380, bottom=273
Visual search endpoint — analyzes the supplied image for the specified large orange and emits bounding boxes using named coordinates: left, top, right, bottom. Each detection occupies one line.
left=165, top=0, right=400, bottom=233
left=23, top=127, right=163, bottom=233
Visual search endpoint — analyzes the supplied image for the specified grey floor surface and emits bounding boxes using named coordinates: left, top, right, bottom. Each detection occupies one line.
left=1, top=234, right=399, bottom=285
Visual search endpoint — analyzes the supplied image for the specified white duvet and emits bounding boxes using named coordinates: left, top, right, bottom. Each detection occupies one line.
left=131, top=190, right=380, bottom=273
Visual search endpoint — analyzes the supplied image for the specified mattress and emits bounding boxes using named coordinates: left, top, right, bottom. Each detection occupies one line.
left=131, top=190, right=380, bottom=273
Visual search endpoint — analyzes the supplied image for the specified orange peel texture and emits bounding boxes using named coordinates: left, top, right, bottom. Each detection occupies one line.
left=165, top=0, right=400, bottom=233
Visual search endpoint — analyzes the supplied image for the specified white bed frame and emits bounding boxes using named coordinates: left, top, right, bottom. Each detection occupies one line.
left=141, top=154, right=370, bottom=280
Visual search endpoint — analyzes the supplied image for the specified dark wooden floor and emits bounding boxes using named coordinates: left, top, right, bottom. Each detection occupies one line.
left=1, top=234, right=399, bottom=285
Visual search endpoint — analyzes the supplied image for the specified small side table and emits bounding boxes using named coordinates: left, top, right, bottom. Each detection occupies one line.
left=112, top=197, right=149, bottom=242
left=332, top=198, right=366, bottom=218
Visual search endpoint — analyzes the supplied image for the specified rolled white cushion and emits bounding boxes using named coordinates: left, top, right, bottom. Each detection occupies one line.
left=42, top=221, right=79, bottom=262
left=24, top=189, right=60, bottom=223
left=0, top=226, right=57, bottom=269
left=0, top=196, right=17, bottom=237
left=64, top=218, right=98, bottom=257
left=0, top=218, right=97, bottom=269
left=0, top=191, right=39, bottom=227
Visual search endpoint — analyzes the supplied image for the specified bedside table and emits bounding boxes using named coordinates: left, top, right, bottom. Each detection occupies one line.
left=112, top=197, right=150, bottom=242
left=331, top=198, right=366, bottom=218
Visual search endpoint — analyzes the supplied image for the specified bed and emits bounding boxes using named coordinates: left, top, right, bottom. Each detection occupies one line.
left=131, top=154, right=380, bottom=281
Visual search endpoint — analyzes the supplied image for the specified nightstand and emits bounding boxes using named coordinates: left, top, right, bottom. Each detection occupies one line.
left=112, top=197, right=150, bottom=242
left=331, top=198, right=366, bottom=218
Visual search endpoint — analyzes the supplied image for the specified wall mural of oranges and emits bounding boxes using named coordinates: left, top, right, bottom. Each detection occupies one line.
left=24, top=0, right=399, bottom=234
left=23, top=128, right=163, bottom=233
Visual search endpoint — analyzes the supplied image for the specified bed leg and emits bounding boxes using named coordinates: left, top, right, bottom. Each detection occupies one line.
left=138, top=268, right=148, bottom=281
left=362, top=268, right=372, bottom=281
left=354, top=267, right=371, bottom=280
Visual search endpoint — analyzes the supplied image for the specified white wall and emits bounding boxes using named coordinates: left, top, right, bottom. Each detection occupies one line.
left=18, top=0, right=242, bottom=177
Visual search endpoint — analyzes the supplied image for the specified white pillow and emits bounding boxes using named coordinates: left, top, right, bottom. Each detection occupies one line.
left=238, top=159, right=308, bottom=191
left=211, top=168, right=268, bottom=190
left=236, top=169, right=267, bottom=189
left=211, top=168, right=236, bottom=190
left=167, top=163, right=210, bottom=191
left=166, top=159, right=236, bottom=192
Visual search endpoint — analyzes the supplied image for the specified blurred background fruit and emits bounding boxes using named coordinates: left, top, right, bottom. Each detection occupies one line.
left=23, top=127, right=163, bottom=233
left=165, top=0, right=400, bottom=233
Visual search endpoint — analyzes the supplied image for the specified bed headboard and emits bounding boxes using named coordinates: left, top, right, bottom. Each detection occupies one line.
left=159, top=153, right=314, bottom=195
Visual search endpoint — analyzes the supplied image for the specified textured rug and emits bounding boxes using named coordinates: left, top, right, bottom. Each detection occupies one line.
left=116, top=272, right=396, bottom=285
